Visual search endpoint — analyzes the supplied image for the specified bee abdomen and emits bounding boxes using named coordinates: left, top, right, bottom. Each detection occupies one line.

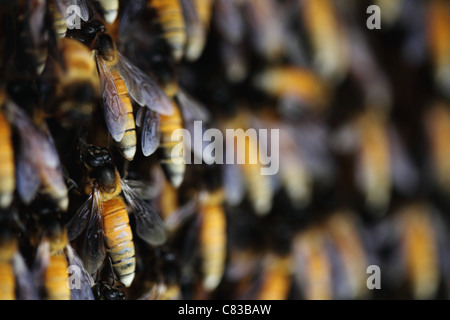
left=200, top=204, right=226, bottom=291
left=149, top=0, right=186, bottom=61
left=0, top=113, right=14, bottom=208
left=44, top=255, right=70, bottom=300
left=103, top=198, right=136, bottom=287
left=0, top=262, right=15, bottom=300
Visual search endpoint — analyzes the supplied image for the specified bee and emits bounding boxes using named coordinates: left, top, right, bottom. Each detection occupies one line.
left=299, top=0, right=350, bottom=83
left=147, top=0, right=187, bottom=62
left=66, top=143, right=167, bottom=287
left=292, top=226, right=333, bottom=300
left=0, top=218, right=38, bottom=300
left=256, top=253, right=291, bottom=300
left=83, top=23, right=173, bottom=160
left=198, top=189, right=227, bottom=292
left=427, top=0, right=450, bottom=97
left=48, top=0, right=90, bottom=39
left=395, top=203, right=440, bottom=299
left=93, top=0, right=119, bottom=25
left=253, top=67, right=330, bottom=116
left=49, top=37, right=100, bottom=127
left=3, top=95, right=69, bottom=211
left=0, top=95, right=15, bottom=208
left=32, top=210, right=95, bottom=300
left=180, top=0, right=205, bottom=61
left=425, top=102, right=450, bottom=193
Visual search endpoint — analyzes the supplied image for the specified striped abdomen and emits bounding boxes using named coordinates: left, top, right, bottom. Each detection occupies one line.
left=159, top=102, right=185, bottom=188
left=0, top=112, right=14, bottom=208
left=44, top=254, right=70, bottom=300
left=102, top=197, right=136, bottom=287
left=148, top=0, right=186, bottom=62
left=0, top=262, right=15, bottom=300
left=97, top=0, right=119, bottom=24
left=48, top=1, right=67, bottom=38
left=199, top=194, right=226, bottom=291
left=112, top=70, right=137, bottom=161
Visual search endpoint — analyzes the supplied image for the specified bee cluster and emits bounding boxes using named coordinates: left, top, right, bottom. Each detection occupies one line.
left=0, top=0, right=450, bottom=300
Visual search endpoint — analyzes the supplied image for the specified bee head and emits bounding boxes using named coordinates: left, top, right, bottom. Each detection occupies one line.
left=78, top=143, right=118, bottom=192
left=96, top=34, right=116, bottom=62
left=66, top=19, right=106, bottom=49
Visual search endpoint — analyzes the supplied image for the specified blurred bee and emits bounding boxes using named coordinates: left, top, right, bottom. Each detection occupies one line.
left=242, top=0, right=284, bottom=62
left=0, top=217, right=38, bottom=300
left=425, top=102, right=450, bottom=193
left=75, top=21, right=174, bottom=161
left=253, top=67, right=330, bottom=116
left=198, top=189, right=227, bottom=292
left=427, top=0, right=450, bottom=97
left=292, top=226, right=333, bottom=300
left=48, top=0, right=90, bottom=38
left=93, top=0, right=119, bottom=25
left=49, top=37, right=100, bottom=127
left=0, top=94, right=15, bottom=208
left=32, top=209, right=94, bottom=300
left=395, top=203, right=440, bottom=299
left=181, top=0, right=205, bottom=61
left=2, top=95, right=69, bottom=211
left=66, top=143, right=167, bottom=287
left=147, top=0, right=187, bottom=62
left=256, top=253, right=292, bottom=300
left=299, top=0, right=350, bottom=83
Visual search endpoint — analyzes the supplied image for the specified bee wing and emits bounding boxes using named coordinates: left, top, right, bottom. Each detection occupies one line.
left=28, top=0, right=47, bottom=48
left=96, top=56, right=127, bottom=142
left=12, top=253, right=39, bottom=300
left=164, top=198, right=198, bottom=234
left=122, top=179, right=161, bottom=200
left=16, top=147, right=40, bottom=204
left=81, top=189, right=106, bottom=275
left=66, top=195, right=93, bottom=241
left=66, top=245, right=95, bottom=300
left=141, top=109, right=161, bottom=157
left=55, top=0, right=90, bottom=21
left=121, top=181, right=167, bottom=246
left=223, top=163, right=245, bottom=206
left=32, top=239, right=51, bottom=297
left=117, top=52, right=174, bottom=116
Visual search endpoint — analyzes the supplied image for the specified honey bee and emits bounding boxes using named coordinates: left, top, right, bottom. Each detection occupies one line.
left=66, top=143, right=167, bottom=287
left=256, top=253, right=292, bottom=300
left=92, top=282, right=125, bottom=300
left=147, top=0, right=187, bottom=62
left=253, top=67, right=330, bottom=116
left=299, top=0, right=350, bottom=83
left=198, top=189, right=227, bottom=292
left=0, top=95, right=15, bottom=208
left=88, top=24, right=173, bottom=161
left=3, top=96, right=69, bottom=211
left=49, top=37, right=100, bottom=127
left=427, top=0, right=450, bottom=97
left=32, top=211, right=95, bottom=300
left=395, top=203, right=440, bottom=299
left=0, top=218, right=38, bottom=300
left=93, top=0, right=119, bottom=25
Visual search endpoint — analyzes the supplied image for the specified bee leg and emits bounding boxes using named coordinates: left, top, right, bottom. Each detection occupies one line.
left=122, top=160, right=130, bottom=180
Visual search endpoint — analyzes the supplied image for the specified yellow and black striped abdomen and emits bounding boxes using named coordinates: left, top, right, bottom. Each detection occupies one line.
left=148, top=0, right=186, bottom=62
left=159, top=102, right=185, bottom=187
left=199, top=202, right=226, bottom=292
left=0, top=112, right=14, bottom=208
left=112, top=70, right=137, bottom=161
left=44, top=254, right=70, bottom=300
left=0, top=262, right=15, bottom=300
left=102, top=197, right=136, bottom=287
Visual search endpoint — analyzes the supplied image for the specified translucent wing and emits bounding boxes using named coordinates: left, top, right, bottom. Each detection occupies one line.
left=121, top=181, right=167, bottom=246
left=81, top=189, right=106, bottom=275
left=55, top=0, right=89, bottom=21
left=32, top=239, right=51, bottom=298
left=66, top=195, right=93, bottom=241
left=141, top=109, right=161, bottom=157
left=223, top=163, right=245, bottom=206
left=13, top=253, right=39, bottom=300
left=117, top=52, right=173, bottom=116
left=66, top=245, right=95, bottom=300
left=16, top=147, right=40, bottom=204
left=123, top=179, right=161, bottom=200
left=164, top=198, right=198, bottom=234
left=96, top=56, right=127, bottom=142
